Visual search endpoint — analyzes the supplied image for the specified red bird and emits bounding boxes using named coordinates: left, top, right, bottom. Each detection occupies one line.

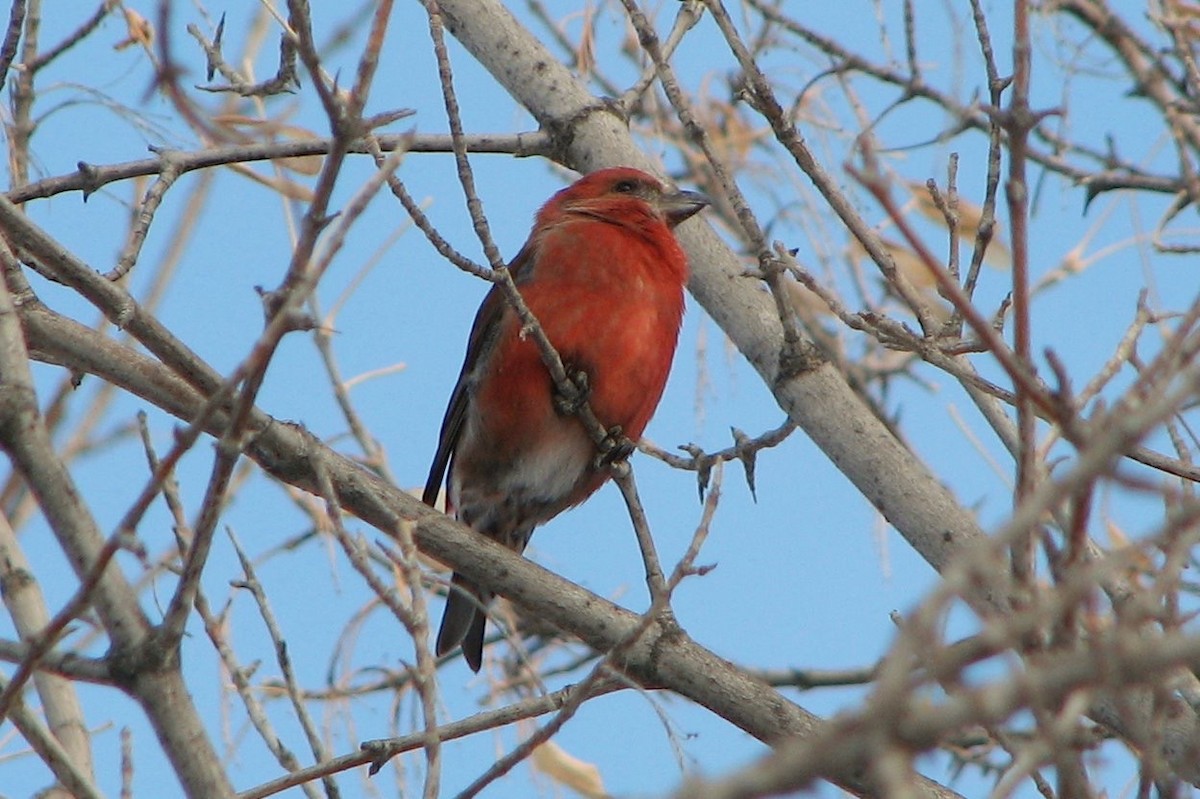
left=423, top=167, right=707, bottom=671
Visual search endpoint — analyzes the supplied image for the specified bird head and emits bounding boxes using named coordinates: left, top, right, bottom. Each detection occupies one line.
left=540, top=167, right=709, bottom=230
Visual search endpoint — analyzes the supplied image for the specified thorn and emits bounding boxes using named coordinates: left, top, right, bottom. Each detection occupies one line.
left=208, top=14, right=226, bottom=81
left=76, top=161, right=101, bottom=201
left=678, top=442, right=711, bottom=502
left=731, top=426, right=758, bottom=502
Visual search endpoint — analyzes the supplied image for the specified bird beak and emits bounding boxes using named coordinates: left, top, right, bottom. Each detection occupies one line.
left=659, top=189, right=709, bottom=227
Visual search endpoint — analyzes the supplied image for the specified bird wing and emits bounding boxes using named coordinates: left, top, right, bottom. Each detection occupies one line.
left=422, top=241, right=539, bottom=508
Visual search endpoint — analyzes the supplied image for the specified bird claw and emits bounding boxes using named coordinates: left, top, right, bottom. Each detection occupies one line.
left=594, top=425, right=634, bottom=468
left=553, top=368, right=591, bottom=417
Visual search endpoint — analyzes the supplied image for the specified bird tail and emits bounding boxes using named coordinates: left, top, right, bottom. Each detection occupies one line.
left=436, top=573, right=488, bottom=672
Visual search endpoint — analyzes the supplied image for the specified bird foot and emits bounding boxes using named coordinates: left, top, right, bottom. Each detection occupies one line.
left=553, top=368, right=591, bottom=417
left=594, top=425, right=634, bottom=468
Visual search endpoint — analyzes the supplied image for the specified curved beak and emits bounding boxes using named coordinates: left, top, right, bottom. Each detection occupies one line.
left=659, top=189, right=709, bottom=227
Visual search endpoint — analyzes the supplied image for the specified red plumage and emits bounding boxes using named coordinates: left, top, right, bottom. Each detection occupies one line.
left=423, top=167, right=707, bottom=671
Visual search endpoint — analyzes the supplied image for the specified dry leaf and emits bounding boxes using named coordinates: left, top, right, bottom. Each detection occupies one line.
left=848, top=237, right=953, bottom=322
left=692, top=78, right=766, bottom=171
left=908, top=181, right=1011, bottom=268
left=1106, top=520, right=1153, bottom=572
left=1105, top=519, right=1131, bottom=551
left=1163, top=0, right=1200, bottom=36
left=532, top=741, right=607, bottom=799
left=1165, top=0, right=1200, bottom=15
left=849, top=235, right=939, bottom=287
left=115, top=9, right=154, bottom=51
left=781, top=276, right=833, bottom=318
left=576, top=4, right=595, bottom=79
left=214, top=115, right=325, bottom=176
left=1032, top=242, right=1089, bottom=294
left=226, top=163, right=315, bottom=202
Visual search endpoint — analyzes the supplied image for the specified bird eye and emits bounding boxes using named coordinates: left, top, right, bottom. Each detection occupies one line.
left=613, top=180, right=637, bottom=193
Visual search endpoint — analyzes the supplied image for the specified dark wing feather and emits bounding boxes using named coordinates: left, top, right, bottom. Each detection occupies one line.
left=422, top=381, right=469, bottom=507
left=422, top=242, right=540, bottom=508
left=421, top=289, right=499, bottom=507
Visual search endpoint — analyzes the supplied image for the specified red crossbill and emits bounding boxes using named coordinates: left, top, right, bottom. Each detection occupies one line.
left=423, top=167, right=707, bottom=671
